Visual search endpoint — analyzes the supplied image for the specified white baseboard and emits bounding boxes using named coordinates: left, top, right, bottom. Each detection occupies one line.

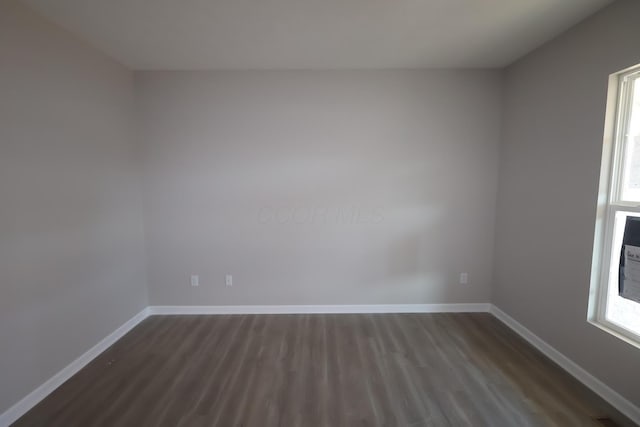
left=147, top=303, right=492, bottom=315
left=3, top=303, right=639, bottom=427
left=490, top=305, right=640, bottom=425
left=0, top=303, right=487, bottom=426
left=0, top=307, right=150, bottom=427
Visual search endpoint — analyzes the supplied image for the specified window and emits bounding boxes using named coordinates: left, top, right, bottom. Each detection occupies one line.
left=590, top=65, right=640, bottom=346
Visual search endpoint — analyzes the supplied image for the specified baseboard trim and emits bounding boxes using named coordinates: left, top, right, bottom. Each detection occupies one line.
left=489, top=305, right=640, bottom=425
left=0, top=307, right=150, bottom=427
left=0, top=303, right=487, bottom=426
left=3, top=303, right=639, bottom=427
left=147, top=303, right=492, bottom=315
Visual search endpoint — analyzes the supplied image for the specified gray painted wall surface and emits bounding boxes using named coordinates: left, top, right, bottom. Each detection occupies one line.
left=0, top=0, right=148, bottom=413
left=136, top=70, right=502, bottom=306
left=493, top=0, right=640, bottom=408
left=3, top=0, right=640, bottom=417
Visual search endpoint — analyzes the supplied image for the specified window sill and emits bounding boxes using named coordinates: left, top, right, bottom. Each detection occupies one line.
left=588, top=318, right=640, bottom=351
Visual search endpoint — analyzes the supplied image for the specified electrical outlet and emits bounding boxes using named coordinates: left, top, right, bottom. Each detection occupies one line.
left=190, top=275, right=199, bottom=287
left=459, top=273, right=468, bottom=285
left=225, top=274, right=233, bottom=287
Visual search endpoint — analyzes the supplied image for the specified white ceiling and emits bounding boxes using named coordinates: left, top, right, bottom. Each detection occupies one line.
left=23, top=0, right=612, bottom=70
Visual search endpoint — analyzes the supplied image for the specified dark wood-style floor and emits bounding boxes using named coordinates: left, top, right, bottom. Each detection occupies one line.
left=13, top=313, right=635, bottom=427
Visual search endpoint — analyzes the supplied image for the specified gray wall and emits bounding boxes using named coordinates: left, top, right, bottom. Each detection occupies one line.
left=494, top=0, right=640, bottom=408
left=0, top=0, right=147, bottom=413
left=136, top=70, right=502, bottom=306
left=5, top=0, right=640, bottom=417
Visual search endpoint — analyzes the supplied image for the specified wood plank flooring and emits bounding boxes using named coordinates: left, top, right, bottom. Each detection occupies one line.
left=12, top=313, right=636, bottom=427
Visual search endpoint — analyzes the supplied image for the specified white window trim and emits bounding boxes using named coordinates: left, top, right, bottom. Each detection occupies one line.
left=589, top=65, right=640, bottom=349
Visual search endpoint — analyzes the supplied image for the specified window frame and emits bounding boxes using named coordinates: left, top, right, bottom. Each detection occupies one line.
left=589, top=65, right=640, bottom=348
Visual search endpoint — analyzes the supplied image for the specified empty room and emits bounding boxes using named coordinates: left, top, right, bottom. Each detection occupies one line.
left=2, top=0, right=640, bottom=425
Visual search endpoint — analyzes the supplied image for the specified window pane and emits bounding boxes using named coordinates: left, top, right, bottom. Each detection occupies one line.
left=620, top=76, right=640, bottom=202
left=605, top=210, right=640, bottom=336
